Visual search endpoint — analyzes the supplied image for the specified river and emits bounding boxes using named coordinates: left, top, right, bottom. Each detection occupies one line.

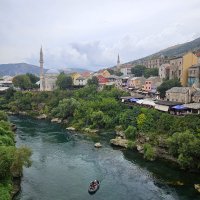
left=11, top=116, right=200, bottom=200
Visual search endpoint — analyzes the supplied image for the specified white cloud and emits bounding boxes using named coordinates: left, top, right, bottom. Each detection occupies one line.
left=0, top=0, right=200, bottom=70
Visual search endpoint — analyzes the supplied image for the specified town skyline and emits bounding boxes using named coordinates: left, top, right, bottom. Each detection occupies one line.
left=1, top=0, right=200, bottom=70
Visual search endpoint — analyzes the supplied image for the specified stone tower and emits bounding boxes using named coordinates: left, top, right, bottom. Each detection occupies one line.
left=40, top=46, right=45, bottom=91
left=117, top=54, right=121, bottom=69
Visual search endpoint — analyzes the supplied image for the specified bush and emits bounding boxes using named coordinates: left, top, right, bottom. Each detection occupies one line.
left=124, top=126, right=137, bottom=140
left=0, top=111, right=8, bottom=121
left=143, top=143, right=156, bottom=161
left=127, top=140, right=136, bottom=149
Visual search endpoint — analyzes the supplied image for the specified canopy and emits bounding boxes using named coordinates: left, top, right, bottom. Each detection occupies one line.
left=136, top=99, right=144, bottom=104
left=172, top=105, right=187, bottom=110
left=129, top=98, right=140, bottom=102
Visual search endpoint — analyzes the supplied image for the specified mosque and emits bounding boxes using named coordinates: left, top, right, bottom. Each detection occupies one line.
left=39, top=47, right=60, bottom=91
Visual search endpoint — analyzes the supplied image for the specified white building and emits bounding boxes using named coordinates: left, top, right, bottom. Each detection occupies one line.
left=74, top=76, right=88, bottom=86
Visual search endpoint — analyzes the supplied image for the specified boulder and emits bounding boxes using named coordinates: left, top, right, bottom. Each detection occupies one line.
left=110, top=137, right=129, bottom=148
left=37, top=114, right=47, bottom=119
left=11, top=124, right=17, bottom=132
left=66, top=127, right=76, bottom=131
left=51, top=118, right=62, bottom=123
left=116, top=130, right=126, bottom=139
left=194, top=184, right=200, bottom=192
left=94, top=142, right=102, bottom=148
left=83, top=128, right=99, bottom=133
left=136, top=144, right=144, bottom=154
left=63, top=119, right=69, bottom=124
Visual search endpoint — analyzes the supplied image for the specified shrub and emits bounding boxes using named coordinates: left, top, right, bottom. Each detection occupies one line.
left=127, top=140, right=136, bottom=149
left=143, top=143, right=156, bottom=161
left=124, top=126, right=137, bottom=140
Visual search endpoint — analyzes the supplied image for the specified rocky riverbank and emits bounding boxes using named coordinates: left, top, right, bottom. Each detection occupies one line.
left=110, top=130, right=178, bottom=165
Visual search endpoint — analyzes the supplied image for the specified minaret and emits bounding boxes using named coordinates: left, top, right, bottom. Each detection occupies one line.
left=117, top=54, right=120, bottom=69
left=39, top=46, right=45, bottom=91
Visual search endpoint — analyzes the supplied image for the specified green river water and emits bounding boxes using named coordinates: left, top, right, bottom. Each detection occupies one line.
left=11, top=116, right=200, bottom=200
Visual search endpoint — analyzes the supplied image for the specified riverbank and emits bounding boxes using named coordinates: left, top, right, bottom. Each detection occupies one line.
left=1, top=87, right=200, bottom=171
left=0, top=111, right=32, bottom=200
left=11, top=115, right=200, bottom=200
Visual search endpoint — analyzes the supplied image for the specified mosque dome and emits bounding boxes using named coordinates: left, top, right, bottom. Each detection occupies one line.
left=46, top=69, right=60, bottom=75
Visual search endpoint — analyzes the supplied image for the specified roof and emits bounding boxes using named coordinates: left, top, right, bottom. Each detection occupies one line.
left=146, top=76, right=160, bottom=81
left=46, top=69, right=60, bottom=74
left=130, top=77, right=145, bottom=81
left=166, top=87, right=191, bottom=94
left=183, top=103, right=200, bottom=110
left=76, top=76, right=86, bottom=80
left=155, top=100, right=183, bottom=106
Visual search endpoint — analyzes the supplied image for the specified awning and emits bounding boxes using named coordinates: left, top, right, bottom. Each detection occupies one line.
left=129, top=98, right=139, bottom=102
left=155, top=104, right=169, bottom=112
left=172, top=105, right=187, bottom=110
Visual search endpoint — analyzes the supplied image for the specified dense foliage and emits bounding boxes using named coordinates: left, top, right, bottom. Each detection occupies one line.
left=157, top=78, right=182, bottom=98
left=2, top=86, right=200, bottom=170
left=12, top=73, right=39, bottom=90
left=56, top=72, right=73, bottom=89
left=131, top=65, right=158, bottom=78
left=0, top=111, right=32, bottom=200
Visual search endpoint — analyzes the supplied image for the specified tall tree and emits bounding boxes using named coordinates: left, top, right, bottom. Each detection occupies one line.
left=13, top=75, right=32, bottom=90
left=87, top=76, right=99, bottom=86
left=157, top=78, right=182, bottom=98
left=56, top=72, right=73, bottom=89
left=131, top=65, right=146, bottom=76
left=26, top=73, right=39, bottom=84
left=144, top=68, right=158, bottom=78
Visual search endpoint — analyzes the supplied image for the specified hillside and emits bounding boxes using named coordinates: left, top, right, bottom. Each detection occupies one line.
left=127, top=36, right=200, bottom=65
left=0, top=63, right=44, bottom=76
left=0, top=63, right=89, bottom=76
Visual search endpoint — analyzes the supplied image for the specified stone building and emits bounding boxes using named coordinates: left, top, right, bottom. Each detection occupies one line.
left=146, top=55, right=168, bottom=69
left=169, top=56, right=183, bottom=80
left=128, top=77, right=145, bottom=89
left=120, top=64, right=132, bottom=76
left=159, top=64, right=170, bottom=80
left=74, top=76, right=88, bottom=86
left=166, top=87, right=195, bottom=103
left=142, top=76, right=161, bottom=92
left=192, top=90, right=200, bottom=103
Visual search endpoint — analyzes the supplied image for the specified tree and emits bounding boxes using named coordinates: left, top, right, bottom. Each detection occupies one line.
left=144, top=68, right=158, bottom=78
left=87, top=76, right=99, bottom=86
left=26, top=73, right=39, bottom=84
left=157, top=78, right=182, bottom=98
left=56, top=72, right=73, bottom=89
left=131, top=65, right=146, bottom=77
left=13, top=75, right=32, bottom=90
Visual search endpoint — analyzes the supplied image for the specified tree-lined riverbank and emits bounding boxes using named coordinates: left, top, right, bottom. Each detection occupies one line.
left=0, top=111, right=31, bottom=200
left=0, top=85, right=200, bottom=171
left=12, top=115, right=200, bottom=200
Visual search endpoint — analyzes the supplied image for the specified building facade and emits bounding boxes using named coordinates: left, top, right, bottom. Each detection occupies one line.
left=166, top=87, right=194, bottom=103
left=181, top=52, right=198, bottom=86
left=188, top=64, right=200, bottom=87
left=159, top=64, right=170, bottom=80
left=169, top=56, right=183, bottom=80
left=142, top=76, right=161, bottom=92
left=128, top=77, right=145, bottom=89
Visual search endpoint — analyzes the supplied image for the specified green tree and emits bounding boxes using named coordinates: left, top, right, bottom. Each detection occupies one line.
left=56, top=72, right=73, bottom=89
left=26, top=73, right=39, bottom=87
left=12, top=75, right=32, bottom=90
left=87, top=76, right=99, bottom=86
left=157, top=78, right=182, bottom=98
left=144, top=68, right=158, bottom=78
left=131, top=65, right=146, bottom=76
left=124, top=126, right=137, bottom=140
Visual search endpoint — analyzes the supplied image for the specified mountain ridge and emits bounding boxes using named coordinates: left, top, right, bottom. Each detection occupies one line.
left=0, top=63, right=89, bottom=76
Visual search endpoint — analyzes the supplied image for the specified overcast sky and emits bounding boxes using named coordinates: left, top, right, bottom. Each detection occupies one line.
left=1, top=0, right=200, bottom=70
